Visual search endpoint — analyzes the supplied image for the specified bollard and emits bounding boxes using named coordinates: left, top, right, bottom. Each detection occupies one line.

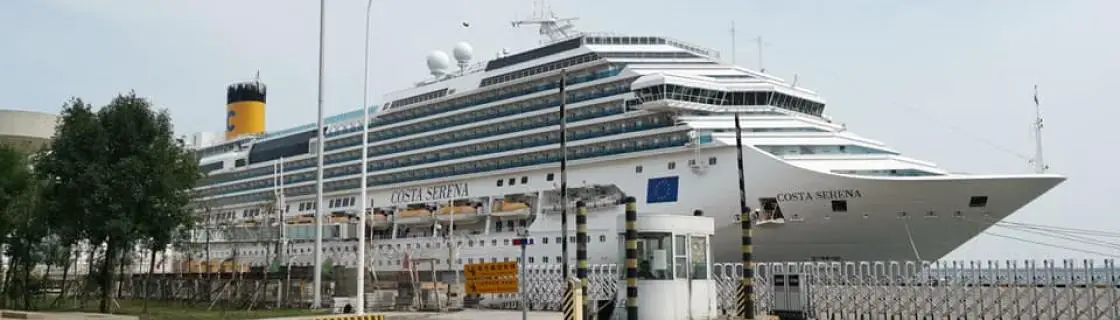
left=576, top=200, right=589, bottom=319
left=563, top=277, right=584, bottom=320
left=733, top=112, right=755, bottom=320
left=624, top=196, right=638, bottom=320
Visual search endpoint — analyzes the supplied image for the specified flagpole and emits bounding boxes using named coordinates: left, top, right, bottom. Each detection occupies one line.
left=1032, top=85, right=1046, bottom=174
left=356, top=0, right=373, bottom=314
left=312, top=0, right=326, bottom=309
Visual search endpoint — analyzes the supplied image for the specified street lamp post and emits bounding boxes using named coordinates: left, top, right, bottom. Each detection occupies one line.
left=356, top=0, right=374, bottom=314
left=312, top=0, right=327, bottom=309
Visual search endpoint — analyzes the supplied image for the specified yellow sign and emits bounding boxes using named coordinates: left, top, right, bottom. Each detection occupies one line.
left=463, top=262, right=519, bottom=294
left=464, top=261, right=518, bottom=279
left=466, top=278, right=519, bottom=294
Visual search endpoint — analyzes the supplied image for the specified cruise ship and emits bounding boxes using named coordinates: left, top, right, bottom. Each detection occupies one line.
left=181, top=13, right=1064, bottom=275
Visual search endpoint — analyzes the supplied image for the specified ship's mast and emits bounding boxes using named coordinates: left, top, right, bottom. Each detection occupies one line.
left=511, top=0, right=579, bottom=43
left=1032, top=85, right=1048, bottom=173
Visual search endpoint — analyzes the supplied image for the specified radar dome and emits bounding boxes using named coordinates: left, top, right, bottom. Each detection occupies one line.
left=426, top=50, right=451, bottom=76
left=452, top=42, right=474, bottom=64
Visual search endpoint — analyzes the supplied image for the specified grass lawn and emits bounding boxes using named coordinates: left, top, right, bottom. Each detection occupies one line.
left=35, top=298, right=331, bottom=320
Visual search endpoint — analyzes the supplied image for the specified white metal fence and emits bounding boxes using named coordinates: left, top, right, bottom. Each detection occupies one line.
left=476, top=259, right=1120, bottom=319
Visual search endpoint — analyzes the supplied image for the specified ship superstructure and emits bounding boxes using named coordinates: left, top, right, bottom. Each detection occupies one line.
left=179, top=12, right=1064, bottom=277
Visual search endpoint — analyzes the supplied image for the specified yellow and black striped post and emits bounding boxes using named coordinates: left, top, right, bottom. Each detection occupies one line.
left=624, top=196, right=639, bottom=320
left=733, top=113, right=755, bottom=320
left=563, top=277, right=584, bottom=320
left=576, top=200, right=589, bottom=318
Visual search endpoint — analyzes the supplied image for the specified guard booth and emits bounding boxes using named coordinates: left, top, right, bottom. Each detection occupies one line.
left=770, top=263, right=811, bottom=319
left=615, top=214, right=716, bottom=320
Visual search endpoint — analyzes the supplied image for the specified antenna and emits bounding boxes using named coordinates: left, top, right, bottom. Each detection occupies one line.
left=1031, top=85, right=1048, bottom=173
left=511, top=0, right=579, bottom=43
left=756, top=36, right=765, bottom=73
left=730, top=21, right=736, bottom=64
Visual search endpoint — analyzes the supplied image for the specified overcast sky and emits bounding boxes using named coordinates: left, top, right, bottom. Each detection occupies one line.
left=3, top=0, right=1118, bottom=260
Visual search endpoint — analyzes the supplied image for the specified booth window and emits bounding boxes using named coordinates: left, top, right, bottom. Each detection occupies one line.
left=674, top=235, right=688, bottom=279
left=620, top=232, right=674, bottom=280
left=690, top=236, right=708, bottom=279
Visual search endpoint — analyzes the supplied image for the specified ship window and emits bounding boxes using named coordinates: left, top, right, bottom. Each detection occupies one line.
left=668, top=161, right=676, bottom=170
left=542, top=237, right=549, bottom=244
left=708, top=157, right=717, bottom=165
left=831, top=200, right=847, bottom=213
left=635, top=165, right=643, bottom=173
left=547, top=173, right=555, bottom=181
left=521, top=176, right=528, bottom=184
left=509, top=178, right=516, bottom=186
left=599, top=235, right=607, bottom=242
left=543, top=256, right=549, bottom=263
left=969, top=196, right=988, bottom=208
left=529, top=257, right=535, bottom=263
left=496, top=179, right=504, bottom=187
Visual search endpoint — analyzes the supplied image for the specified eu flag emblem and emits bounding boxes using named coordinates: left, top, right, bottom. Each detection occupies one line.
left=646, top=176, right=679, bottom=203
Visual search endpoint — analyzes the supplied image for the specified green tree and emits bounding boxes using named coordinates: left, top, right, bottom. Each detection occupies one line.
left=36, top=98, right=107, bottom=309
left=36, top=93, right=201, bottom=314
left=0, top=146, right=39, bottom=309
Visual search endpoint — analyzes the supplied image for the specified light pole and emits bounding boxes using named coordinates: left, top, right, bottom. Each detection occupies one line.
left=312, top=0, right=327, bottom=309
left=356, top=0, right=373, bottom=314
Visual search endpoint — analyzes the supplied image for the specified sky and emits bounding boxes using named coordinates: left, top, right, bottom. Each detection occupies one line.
left=2, top=0, right=1118, bottom=261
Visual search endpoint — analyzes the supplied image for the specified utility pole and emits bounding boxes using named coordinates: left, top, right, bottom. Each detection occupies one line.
left=558, top=68, right=570, bottom=281
left=734, top=113, right=754, bottom=320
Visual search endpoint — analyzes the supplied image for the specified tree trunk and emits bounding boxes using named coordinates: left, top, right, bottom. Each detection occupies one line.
left=143, top=246, right=157, bottom=314
left=52, top=249, right=71, bottom=307
left=99, top=242, right=116, bottom=314
left=0, top=256, right=13, bottom=309
left=80, top=245, right=97, bottom=309
left=23, top=251, right=33, bottom=311
left=0, top=251, right=5, bottom=308
left=115, top=252, right=126, bottom=299
left=42, top=262, right=53, bottom=307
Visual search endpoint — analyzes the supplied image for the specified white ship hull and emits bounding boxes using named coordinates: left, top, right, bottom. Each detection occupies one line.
left=187, top=139, right=1061, bottom=272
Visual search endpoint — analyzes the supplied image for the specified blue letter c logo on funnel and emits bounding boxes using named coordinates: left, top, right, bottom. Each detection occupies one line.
left=226, top=110, right=236, bottom=132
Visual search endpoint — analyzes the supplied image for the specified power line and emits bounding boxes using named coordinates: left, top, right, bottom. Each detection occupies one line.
left=981, top=230, right=1120, bottom=260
